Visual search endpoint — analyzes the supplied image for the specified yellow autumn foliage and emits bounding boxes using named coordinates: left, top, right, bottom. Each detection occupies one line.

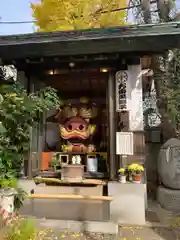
left=31, top=0, right=127, bottom=32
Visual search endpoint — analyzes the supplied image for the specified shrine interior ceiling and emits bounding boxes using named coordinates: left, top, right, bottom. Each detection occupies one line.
left=42, top=72, right=108, bottom=97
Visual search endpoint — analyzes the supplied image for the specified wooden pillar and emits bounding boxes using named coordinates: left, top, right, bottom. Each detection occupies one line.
left=26, top=73, right=39, bottom=179
left=115, top=61, right=145, bottom=169
left=28, top=127, right=33, bottom=179
left=26, top=73, right=33, bottom=179
left=108, top=72, right=116, bottom=180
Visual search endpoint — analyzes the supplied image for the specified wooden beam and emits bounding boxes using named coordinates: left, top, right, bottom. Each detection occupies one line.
left=28, top=194, right=113, bottom=201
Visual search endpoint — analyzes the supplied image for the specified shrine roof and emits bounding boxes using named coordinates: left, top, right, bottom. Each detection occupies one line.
left=0, top=22, right=180, bottom=62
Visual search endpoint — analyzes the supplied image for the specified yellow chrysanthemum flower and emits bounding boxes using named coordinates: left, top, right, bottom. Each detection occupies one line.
left=118, top=168, right=125, bottom=173
left=128, top=163, right=144, bottom=172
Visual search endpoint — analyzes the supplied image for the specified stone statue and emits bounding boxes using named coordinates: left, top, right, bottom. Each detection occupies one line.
left=158, top=138, right=180, bottom=189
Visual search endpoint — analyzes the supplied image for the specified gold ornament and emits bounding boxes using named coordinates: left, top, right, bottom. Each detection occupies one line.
left=80, top=97, right=89, bottom=103
left=63, top=106, right=78, bottom=118
left=79, top=107, right=97, bottom=118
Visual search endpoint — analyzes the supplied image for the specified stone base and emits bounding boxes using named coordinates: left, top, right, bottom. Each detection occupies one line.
left=25, top=217, right=118, bottom=234
left=157, top=185, right=180, bottom=211
left=108, top=182, right=146, bottom=225
left=19, top=179, right=106, bottom=221
left=61, top=165, right=84, bottom=181
left=20, top=199, right=110, bottom=222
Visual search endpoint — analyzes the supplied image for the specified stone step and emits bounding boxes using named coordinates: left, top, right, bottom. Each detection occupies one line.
left=25, top=217, right=118, bottom=234
left=20, top=198, right=110, bottom=221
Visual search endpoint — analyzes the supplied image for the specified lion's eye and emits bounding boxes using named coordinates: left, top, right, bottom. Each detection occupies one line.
left=79, top=125, right=84, bottom=130
left=68, top=125, right=72, bottom=130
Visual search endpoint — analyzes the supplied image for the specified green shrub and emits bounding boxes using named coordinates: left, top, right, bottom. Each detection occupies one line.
left=1, top=217, right=51, bottom=240
left=3, top=218, right=37, bottom=240
left=0, top=83, right=60, bottom=177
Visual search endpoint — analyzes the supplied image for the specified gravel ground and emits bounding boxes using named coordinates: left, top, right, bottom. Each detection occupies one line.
left=35, top=230, right=116, bottom=240
left=34, top=226, right=180, bottom=240
left=119, top=226, right=180, bottom=240
left=1, top=223, right=180, bottom=239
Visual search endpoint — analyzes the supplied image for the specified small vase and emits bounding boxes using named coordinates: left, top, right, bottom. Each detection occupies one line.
left=132, top=174, right=142, bottom=183
left=0, top=188, right=16, bottom=224
left=128, top=172, right=132, bottom=181
left=72, top=156, right=76, bottom=164
left=119, top=175, right=126, bottom=183
left=76, top=155, right=81, bottom=165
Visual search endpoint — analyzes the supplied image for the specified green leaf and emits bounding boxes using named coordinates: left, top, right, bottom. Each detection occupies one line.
left=0, top=123, right=6, bottom=133
left=0, top=81, right=59, bottom=179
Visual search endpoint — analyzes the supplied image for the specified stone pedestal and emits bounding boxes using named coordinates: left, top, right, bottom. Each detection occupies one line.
left=61, top=165, right=84, bottom=181
left=108, top=182, right=146, bottom=225
left=21, top=199, right=110, bottom=222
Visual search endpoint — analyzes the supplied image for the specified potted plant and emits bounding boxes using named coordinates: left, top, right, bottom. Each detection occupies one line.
left=0, top=178, right=27, bottom=224
left=118, top=168, right=126, bottom=183
left=50, top=155, right=61, bottom=171
left=45, top=156, right=61, bottom=180
left=128, top=163, right=144, bottom=183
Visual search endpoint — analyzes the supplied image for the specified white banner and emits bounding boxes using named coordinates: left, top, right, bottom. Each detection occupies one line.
left=127, top=65, right=144, bottom=131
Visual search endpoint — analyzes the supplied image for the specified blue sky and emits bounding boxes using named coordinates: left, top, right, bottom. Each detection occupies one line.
left=0, top=0, right=180, bottom=36
left=0, top=0, right=35, bottom=35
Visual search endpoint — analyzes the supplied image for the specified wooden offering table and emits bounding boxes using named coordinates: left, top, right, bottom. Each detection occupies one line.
left=34, top=177, right=106, bottom=186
